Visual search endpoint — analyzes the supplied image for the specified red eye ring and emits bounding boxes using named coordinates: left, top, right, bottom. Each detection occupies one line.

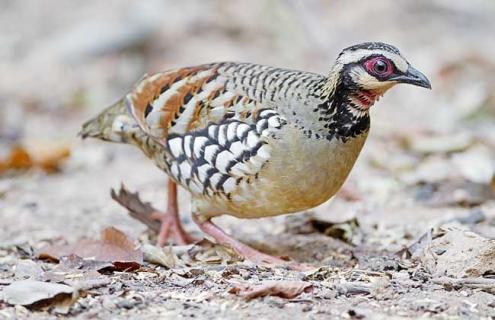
left=364, top=57, right=393, bottom=77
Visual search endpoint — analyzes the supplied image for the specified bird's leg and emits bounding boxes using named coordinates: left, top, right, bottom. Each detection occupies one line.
left=151, top=180, right=195, bottom=246
left=192, top=214, right=288, bottom=265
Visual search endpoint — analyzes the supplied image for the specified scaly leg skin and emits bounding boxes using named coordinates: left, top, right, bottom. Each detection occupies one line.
left=151, top=180, right=195, bottom=246
left=192, top=214, right=312, bottom=270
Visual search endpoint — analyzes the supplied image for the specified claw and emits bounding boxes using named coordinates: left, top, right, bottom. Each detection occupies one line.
left=192, top=214, right=308, bottom=268
left=153, top=211, right=196, bottom=246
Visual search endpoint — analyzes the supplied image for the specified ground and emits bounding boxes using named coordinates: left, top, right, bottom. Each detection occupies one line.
left=1, top=1, right=495, bottom=319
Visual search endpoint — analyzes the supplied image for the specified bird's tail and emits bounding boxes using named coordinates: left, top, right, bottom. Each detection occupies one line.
left=79, top=97, right=138, bottom=143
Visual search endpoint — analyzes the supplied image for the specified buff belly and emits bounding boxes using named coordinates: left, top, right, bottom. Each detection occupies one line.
left=193, top=127, right=368, bottom=219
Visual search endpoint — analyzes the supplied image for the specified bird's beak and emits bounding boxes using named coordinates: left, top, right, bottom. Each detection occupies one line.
left=390, top=66, right=432, bottom=89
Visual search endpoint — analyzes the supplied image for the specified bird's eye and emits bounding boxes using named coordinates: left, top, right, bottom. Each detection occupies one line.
left=373, top=60, right=388, bottom=73
left=364, top=57, right=392, bottom=77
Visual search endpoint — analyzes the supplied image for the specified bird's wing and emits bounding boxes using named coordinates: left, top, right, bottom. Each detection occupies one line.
left=161, top=109, right=287, bottom=199
left=125, top=62, right=324, bottom=141
left=125, top=62, right=290, bottom=198
left=127, top=63, right=260, bottom=141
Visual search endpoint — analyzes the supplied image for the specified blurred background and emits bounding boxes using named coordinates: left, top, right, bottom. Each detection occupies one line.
left=1, top=0, right=494, bottom=248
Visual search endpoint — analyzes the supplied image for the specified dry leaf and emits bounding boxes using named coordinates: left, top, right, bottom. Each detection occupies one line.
left=229, top=280, right=313, bottom=300
left=311, top=217, right=361, bottom=245
left=415, top=227, right=495, bottom=278
left=14, top=260, right=44, bottom=281
left=141, top=244, right=177, bottom=269
left=39, top=254, right=111, bottom=291
left=2, top=280, right=75, bottom=308
left=401, top=228, right=434, bottom=259
left=28, top=141, right=71, bottom=173
left=288, top=215, right=362, bottom=245
left=37, top=227, right=143, bottom=271
left=0, top=146, right=32, bottom=172
left=111, top=185, right=161, bottom=233
left=187, top=239, right=242, bottom=265
left=59, top=253, right=110, bottom=270
left=0, top=143, right=70, bottom=174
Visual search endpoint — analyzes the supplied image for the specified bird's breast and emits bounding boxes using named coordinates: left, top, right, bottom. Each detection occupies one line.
left=195, top=125, right=368, bottom=219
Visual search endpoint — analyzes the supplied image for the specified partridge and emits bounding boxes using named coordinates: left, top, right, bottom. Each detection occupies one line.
left=81, top=42, right=431, bottom=265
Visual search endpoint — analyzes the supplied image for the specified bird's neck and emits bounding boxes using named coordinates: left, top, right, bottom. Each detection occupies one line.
left=316, top=93, right=371, bottom=142
left=301, top=75, right=372, bottom=143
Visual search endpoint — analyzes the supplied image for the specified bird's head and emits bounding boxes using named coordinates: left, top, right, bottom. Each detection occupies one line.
left=79, top=98, right=138, bottom=143
left=325, top=42, right=431, bottom=110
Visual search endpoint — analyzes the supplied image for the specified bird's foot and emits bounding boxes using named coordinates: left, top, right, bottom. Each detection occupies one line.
left=193, top=216, right=312, bottom=270
left=151, top=211, right=196, bottom=246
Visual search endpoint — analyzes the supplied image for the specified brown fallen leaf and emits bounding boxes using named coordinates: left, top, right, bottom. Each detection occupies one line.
left=32, top=143, right=71, bottom=173
left=37, top=227, right=143, bottom=271
left=0, top=146, right=32, bottom=172
left=228, top=280, right=313, bottom=300
left=0, top=143, right=70, bottom=174
left=110, top=185, right=161, bottom=233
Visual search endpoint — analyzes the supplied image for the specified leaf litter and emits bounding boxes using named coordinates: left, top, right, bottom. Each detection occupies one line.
left=37, top=227, right=143, bottom=272
left=411, top=227, right=495, bottom=278
left=228, top=280, right=313, bottom=300
left=2, top=280, right=77, bottom=313
left=0, top=142, right=70, bottom=175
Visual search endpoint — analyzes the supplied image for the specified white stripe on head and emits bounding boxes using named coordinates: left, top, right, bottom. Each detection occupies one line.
left=337, top=49, right=409, bottom=73
left=349, top=68, right=380, bottom=89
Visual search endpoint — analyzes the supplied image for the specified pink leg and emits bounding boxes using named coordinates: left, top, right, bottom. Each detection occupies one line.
left=152, top=181, right=195, bottom=246
left=192, top=214, right=291, bottom=265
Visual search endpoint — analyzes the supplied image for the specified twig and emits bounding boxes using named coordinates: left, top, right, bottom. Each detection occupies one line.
left=110, top=184, right=161, bottom=233
left=432, top=277, right=495, bottom=293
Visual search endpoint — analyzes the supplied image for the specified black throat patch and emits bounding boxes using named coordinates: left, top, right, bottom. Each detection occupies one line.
left=316, top=100, right=370, bottom=143
left=315, top=72, right=371, bottom=143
